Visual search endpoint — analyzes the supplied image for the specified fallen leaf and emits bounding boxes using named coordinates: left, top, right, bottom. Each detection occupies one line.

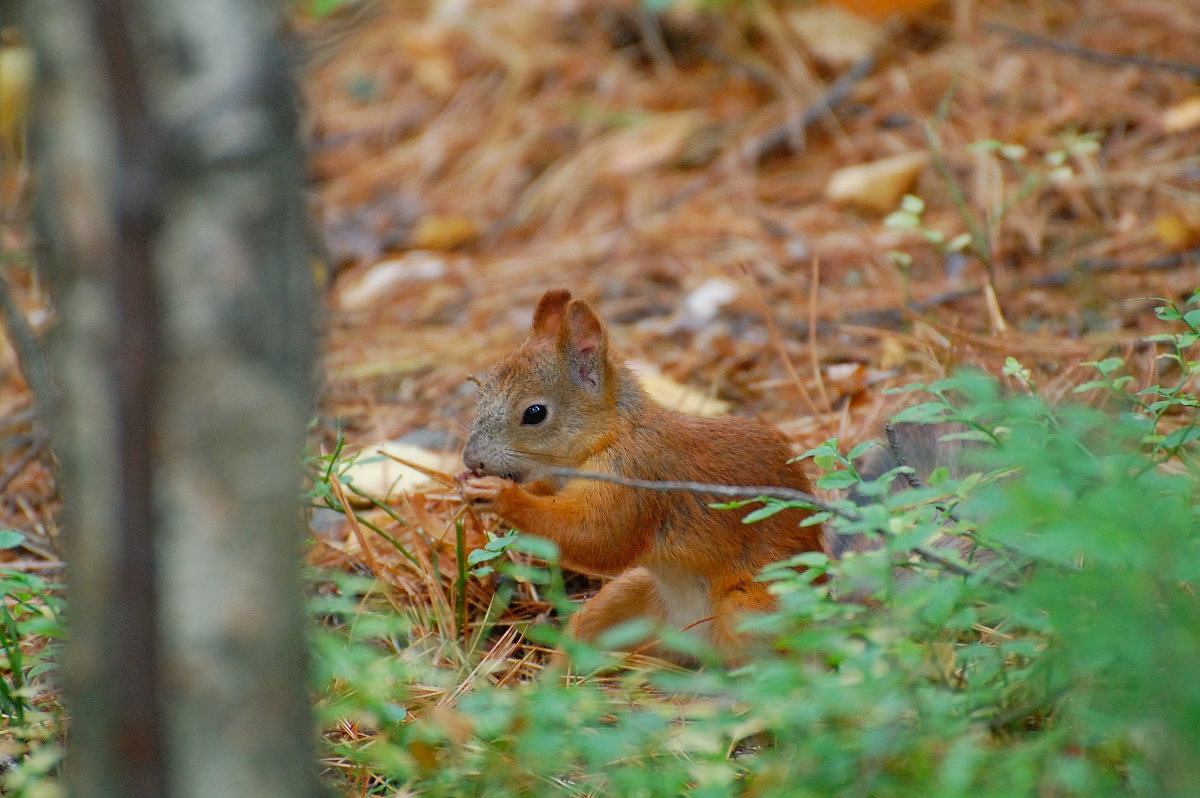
left=401, top=24, right=460, bottom=95
left=830, top=0, right=942, bottom=22
left=1155, top=215, right=1199, bottom=249
left=342, top=442, right=461, bottom=502
left=879, top=335, right=910, bottom=370
left=826, top=151, right=929, bottom=214
left=788, top=6, right=882, bottom=67
left=336, top=252, right=449, bottom=310
left=628, top=360, right=732, bottom=417
left=1162, top=96, right=1200, bottom=134
left=603, top=112, right=705, bottom=177
left=409, top=214, right=481, bottom=251
left=824, top=362, right=867, bottom=396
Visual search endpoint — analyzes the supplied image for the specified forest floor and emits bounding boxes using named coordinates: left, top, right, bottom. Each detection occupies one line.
left=292, top=0, right=1200, bottom=681
left=2, top=0, right=1200, bottom=761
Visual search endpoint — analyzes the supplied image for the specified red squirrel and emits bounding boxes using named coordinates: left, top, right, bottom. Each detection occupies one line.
left=456, top=289, right=822, bottom=664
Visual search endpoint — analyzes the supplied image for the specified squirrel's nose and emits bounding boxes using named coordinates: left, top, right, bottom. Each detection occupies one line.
left=462, top=439, right=485, bottom=473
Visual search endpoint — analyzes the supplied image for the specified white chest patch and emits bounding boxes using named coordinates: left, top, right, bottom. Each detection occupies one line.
left=647, top=564, right=713, bottom=642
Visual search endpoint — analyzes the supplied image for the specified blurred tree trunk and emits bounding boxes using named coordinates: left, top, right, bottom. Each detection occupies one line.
left=26, top=0, right=321, bottom=796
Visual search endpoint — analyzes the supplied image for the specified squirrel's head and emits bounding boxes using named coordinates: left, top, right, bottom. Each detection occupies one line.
left=462, top=289, right=627, bottom=485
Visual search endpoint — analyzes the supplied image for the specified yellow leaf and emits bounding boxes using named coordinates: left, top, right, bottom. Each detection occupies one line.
left=410, top=215, right=481, bottom=251
left=1155, top=215, right=1198, bottom=249
left=1162, top=97, right=1200, bottom=134
left=0, top=28, right=33, bottom=160
left=627, top=360, right=732, bottom=417
left=827, top=152, right=929, bottom=214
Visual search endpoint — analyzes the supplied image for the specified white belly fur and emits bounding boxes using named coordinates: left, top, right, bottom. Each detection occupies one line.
left=647, top=564, right=714, bottom=643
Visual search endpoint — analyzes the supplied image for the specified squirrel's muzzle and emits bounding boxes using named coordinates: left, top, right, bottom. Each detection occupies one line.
left=461, top=437, right=488, bottom=475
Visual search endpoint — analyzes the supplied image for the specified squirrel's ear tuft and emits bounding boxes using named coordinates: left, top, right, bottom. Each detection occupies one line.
left=563, top=299, right=608, bottom=391
left=529, top=289, right=572, bottom=339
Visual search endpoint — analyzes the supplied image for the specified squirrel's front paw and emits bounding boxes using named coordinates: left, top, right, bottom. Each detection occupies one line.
left=458, top=474, right=514, bottom=512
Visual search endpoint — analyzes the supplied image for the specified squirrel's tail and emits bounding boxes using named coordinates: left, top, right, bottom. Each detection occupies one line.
left=823, top=422, right=980, bottom=561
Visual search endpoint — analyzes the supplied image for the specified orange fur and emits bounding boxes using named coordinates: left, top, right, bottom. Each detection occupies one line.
left=458, top=289, right=821, bottom=665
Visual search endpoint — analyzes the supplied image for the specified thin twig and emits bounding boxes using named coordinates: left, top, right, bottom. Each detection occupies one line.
left=986, top=22, right=1200, bottom=81
left=808, top=256, right=833, bottom=415
left=548, top=466, right=842, bottom=515
left=0, top=264, right=55, bottom=414
left=0, top=407, right=38, bottom=434
left=328, top=468, right=381, bottom=576
left=743, top=52, right=877, bottom=164
left=910, top=544, right=977, bottom=579
left=0, top=434, right=48, bottom=495
left=884, top=422, right=964, bottom=525
left=377, top=448, right=457, bottom=487
left=885, top=423, right=922, bottom=491
left=548, top=466, right=982, bottom=579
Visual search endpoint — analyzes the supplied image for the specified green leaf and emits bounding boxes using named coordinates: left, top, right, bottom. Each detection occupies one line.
left=741, top=503, right=788, bottom=524
left=509, top=535, right=560, bottom=561
left=900, top=193, right=925, bottom=213
left=1047, top=165, right=1074, bottom=183
left=1067, top=137, right=1101, bottom=156
left=379, top=702, right=408, bottom=723
left=710, top=499, right=759, bottom=510
left=309, top=0, right=356, bottom=17
left=947, top=233, right=972, bottom=252
left=848, top=440, right=879, bottom=461
left=467, top=548, right=504, bottom=566
left=0, top=530, right=25, bottom=550
left=817, top=470, right=858, bottom=490
left=891, top=402, right=951, bottom=424
left=1163, top=426, right=1200, bottom=449
left=485, top=532, right=519, bottom=551
left=884, top=381, right=927, bottom=395
left=1155, top=305, right=1182, bottom=321
left=999, top=143, right=1027, bottom=161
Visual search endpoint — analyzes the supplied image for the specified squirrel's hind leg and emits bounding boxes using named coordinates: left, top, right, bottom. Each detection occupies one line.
left=560, top=567, right=698, bottom=666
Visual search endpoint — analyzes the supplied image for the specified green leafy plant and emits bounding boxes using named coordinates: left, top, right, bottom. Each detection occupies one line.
left=1073, top=289, right=1200, bottom=466
left=0, top=531, right=65, bottom=798
left=886, top=130, right=1102, bottom=307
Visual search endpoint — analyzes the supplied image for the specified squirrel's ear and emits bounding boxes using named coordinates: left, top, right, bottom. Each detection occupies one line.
left=529, top=289, right=572, bottom=340
left=563, top=299, right=608, bottom=391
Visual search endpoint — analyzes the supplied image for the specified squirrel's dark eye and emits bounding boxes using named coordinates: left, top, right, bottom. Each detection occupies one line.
left=521, top=404, right=548, bottom=426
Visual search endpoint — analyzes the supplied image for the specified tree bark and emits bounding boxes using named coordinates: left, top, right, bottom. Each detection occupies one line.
left=26, top=1, right=321, bottom=796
